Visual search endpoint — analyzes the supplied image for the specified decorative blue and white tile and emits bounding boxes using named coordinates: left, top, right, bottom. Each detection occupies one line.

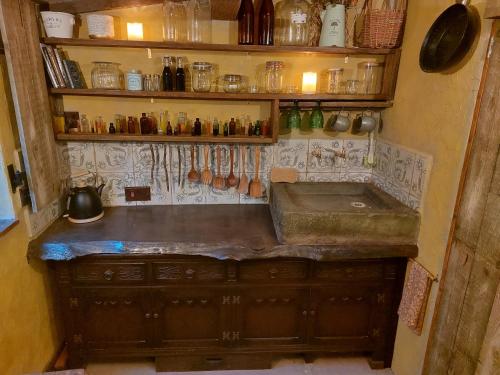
left=58, top=142, right=96, bottom=177
left=169, top=144, right=198, bottom=181
left=99, top=172, right=135, bottom=207
left=339, top=172, right=371, bottom=183
left=342, top=139, right=370, bottom=173
left=383, top=183, right=410, bottom=206
left=133, top=143, right=169, bottom=175
left=244, top=145, right=273, bottom=174
left=389, top=147, right=415, bottom=191
left=273, top=139, right=308, bottom=172
left=410, top=152, right=433, bottom=201
left=95, top=142, right=134, bottom=173
left=134, top=171, right=172, bottom=205
left=305, top=172, right=341, bottom=182
left=171, top=172, right=206, bottom=205
left=307, top=139, right=344, bottom=173
left=28, top=198, right=63, bottom=238
left=240, top=172, right=270, bottom=204
left=206, top=184, right=240, bottom=204
left=297, top=173, right=308, bottom=182
left=407, top=194, right=422, bottom=212
left=373, top=140, right=393, bottom=180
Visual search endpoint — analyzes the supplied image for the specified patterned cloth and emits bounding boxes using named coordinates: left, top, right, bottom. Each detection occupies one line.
left=398, top=259, right=434, bottom=335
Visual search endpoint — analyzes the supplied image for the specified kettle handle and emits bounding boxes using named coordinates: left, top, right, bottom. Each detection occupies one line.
left=96, top=183, right=106, bottom=196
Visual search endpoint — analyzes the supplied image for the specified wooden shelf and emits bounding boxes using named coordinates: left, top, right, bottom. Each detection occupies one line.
left=42, top=37, right=398, bottom=56
left=55, top=133, right=274, bottom=144
left=49, top=88, right=389, bottom=102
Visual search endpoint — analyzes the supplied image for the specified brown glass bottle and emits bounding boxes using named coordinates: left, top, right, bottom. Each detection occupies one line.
left=237, top=0, right=254, bottom=45
left=258, top=0, right=274, bottom=45
left=127, top=116, right=135, bottom=134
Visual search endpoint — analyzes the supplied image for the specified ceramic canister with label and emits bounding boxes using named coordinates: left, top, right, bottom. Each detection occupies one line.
left=319, top=4, right=345, bottom=47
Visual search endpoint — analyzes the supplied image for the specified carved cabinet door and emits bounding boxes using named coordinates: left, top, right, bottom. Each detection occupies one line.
left=74, top=288, right=153, bottom=350
left=308, top=285, right=379, bottom=350
left=152, top=288, right=229, bottom=348
left=235, top=287, right=309, bottom=347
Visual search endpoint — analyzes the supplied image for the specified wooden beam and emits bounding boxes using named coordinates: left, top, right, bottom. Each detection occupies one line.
left=48, top=0, right=240, bottom=20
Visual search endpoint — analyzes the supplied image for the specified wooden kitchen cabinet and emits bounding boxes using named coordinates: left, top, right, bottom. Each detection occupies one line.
left=53, top=255, right=406, bottom=371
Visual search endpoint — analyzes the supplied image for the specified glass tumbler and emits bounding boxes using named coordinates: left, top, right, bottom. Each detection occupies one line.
left=346, top=79, right=360, bottom=94
left=265, top=61, right=284, bottom=93
left=191, top=62, right=213, bottom=92
left=358, top=62, right=385, bottom=94
left=223, top=74, right=243, bottom=93
left=91, top=62, right=122, bottom=89
left=326, top=68, right=344, bottom=94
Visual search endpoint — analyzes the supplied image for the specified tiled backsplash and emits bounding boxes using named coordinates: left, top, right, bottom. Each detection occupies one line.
left=57, top=137, right=432, bottom=211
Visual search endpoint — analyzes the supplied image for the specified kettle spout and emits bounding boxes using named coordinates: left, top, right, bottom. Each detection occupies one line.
left=96, top=183, right=106, bottom=196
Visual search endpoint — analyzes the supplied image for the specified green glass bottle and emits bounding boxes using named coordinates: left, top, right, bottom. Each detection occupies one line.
left=309, top=102, right=324, bottom=129
left=287, top=101, right=301, bottom=129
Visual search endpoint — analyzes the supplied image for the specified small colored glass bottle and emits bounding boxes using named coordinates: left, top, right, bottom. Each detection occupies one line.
left=262, top=120, right=271, bottom=136
left=109, top=122, right=116, bottom=134
left=80, top=114, right=90, bottom=133
left=254, top=121, right=261, bottom=136
left=194, top=118, right=202, bottom=136
left=229, top=118, right=236, bottom=135
left=213, top=118, right=220, bottom=136
left=166, top=121, right=173, bottom=135
left=127, top=116, right=135, bottom=133
left=248, top=122, right=253, bottom=136
left=175, top=57, right=186, bottom=92
left=223, top=122, right=229, bottom=136
left=162, top=56, right=174, bottom=91
left=140, top=113, right=150, bottom=134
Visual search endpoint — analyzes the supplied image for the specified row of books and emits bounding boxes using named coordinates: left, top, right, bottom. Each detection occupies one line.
left=40, top=44, right=86, bottom=89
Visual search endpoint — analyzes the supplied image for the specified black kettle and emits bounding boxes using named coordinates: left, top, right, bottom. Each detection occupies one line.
left=66, top=174, right=105, bottom=224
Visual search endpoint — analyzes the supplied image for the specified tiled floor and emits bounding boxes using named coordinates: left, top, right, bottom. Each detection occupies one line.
left=87, top=357, right=393, bottom=375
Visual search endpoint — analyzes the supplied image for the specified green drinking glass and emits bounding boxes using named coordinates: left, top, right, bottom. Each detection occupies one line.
left=287, top=102, right=301, bottom=129
left=309, top=102, right=324, bottom=129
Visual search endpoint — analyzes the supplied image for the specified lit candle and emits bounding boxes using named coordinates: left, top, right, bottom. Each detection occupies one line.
left=302, top=72, right=317, bottom=94
left=127, top=22, right=144, bottom=41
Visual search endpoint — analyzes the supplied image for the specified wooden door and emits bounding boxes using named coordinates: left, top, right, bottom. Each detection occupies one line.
left=236, top=287, right=309, bottom=347
left=153, top=288, right=228, bottom=348
left=308, top=285, right=377, bottom=350
left=74, top=288, right=152, bottom=349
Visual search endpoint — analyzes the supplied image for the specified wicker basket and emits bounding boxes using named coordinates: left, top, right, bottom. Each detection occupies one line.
left=356, top=0, right=406, bottom=49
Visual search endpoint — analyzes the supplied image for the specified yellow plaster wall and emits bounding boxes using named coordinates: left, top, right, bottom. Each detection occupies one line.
left=381, top=1, right=493, bottom=374
left=0, top=57, right=59, bottom=374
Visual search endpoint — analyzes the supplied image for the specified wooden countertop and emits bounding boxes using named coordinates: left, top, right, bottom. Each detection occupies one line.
left=28, top=205, right=418, bottom=261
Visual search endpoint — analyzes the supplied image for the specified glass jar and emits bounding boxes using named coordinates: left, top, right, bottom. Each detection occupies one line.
left=91, top=62, right=122, bottom=89
left=346, top=79, right=360, bottom=94
left=126, top=70, right=143, bottom=91
left=186, top=0, right=212, bottom=43
left=223, top=74, right=242, bottom=93
left=276, top=0, right=310, bottom=46
left=358, top=62, right=384, bottom=94
left=326, top=68, right=343, bottom=94
left=192, top=62, right=213, bottom=92
left=163, top=0, right=187, bottom=42
left=265, top=61, right=284, bottom=93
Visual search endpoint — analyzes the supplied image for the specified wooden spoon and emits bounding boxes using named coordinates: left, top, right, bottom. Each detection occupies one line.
left=249, top=146, right=263, bottom=198
left=226, top=145, right=239, bottom=188
left=212, top=145, right=226, bottom=190
left=187, top=145, right=200, bottom=183
left=200, top=144, right=212, bottom=185
left=238, top=146, right=249, bottom=194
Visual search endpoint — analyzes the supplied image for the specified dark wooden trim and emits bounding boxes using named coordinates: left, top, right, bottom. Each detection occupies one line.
left=42, top=37, right=398, bottom=56
left=56, top=133, right=274, bottom=144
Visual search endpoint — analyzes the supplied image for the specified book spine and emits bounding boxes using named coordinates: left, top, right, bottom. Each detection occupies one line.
left=62, top=60, right=75, bottom=89
left=45, top=45, right=66, bottom=88
left=55, top=48, right=70, bottom=87
left=39, top=44, right=59, bottom=88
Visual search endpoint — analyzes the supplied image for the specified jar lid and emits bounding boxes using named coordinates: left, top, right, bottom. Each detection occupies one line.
left=327, top=67, right=344, bottom=71
left=266, top=61, right=284, bottom=69
left=128, top=69, right=142, bottom=74
left=359, top=62, right=385, bottom=67
left=192, top=62, right=213, bottom=70
left=224, top=74, right=242, bottom=82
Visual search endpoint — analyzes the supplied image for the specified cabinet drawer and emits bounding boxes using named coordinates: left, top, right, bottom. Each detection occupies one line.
left=72, top=263, right=147, bottom=284
left=314, top=261, right=383, bottom=281
left=152, top=261, right=226, bottom=283
left=239, top=260, right=308, bottom=282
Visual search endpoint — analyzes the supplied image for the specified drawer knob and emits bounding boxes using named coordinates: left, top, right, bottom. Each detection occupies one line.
left=145, top=313, right=151, bottom=319
left=302, top=310, right=308, bottom=316
left=153, top=313, right=159, bottom=319
left=103, top=269, right=114, bottom=281
left=185, top=268, right=196, bottom=279
left=269, top=268, right=279, bottom=278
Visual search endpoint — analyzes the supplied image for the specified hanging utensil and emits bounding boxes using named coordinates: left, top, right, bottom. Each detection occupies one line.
left=238, top=145, right=249, bottom=194
left=201, top=144, right=213, bottom=185
left=212, top=145, right=226, bottom=190
left=249, top=146, right=263, bottom=198
left=187, top=144, right=200, bottom=183
left=163, top=144, right=169, bottom=191
left=226, top=145, right=239, bottom=188
left=177, top=146, right=182, bottom=187
left=419, top=0, right=479, bottom=73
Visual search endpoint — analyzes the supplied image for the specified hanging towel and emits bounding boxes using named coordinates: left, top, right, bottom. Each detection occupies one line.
left=398, top=259, right=434, bottom=335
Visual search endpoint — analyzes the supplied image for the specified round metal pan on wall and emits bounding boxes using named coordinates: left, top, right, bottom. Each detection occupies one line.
left=419, top=0, right=480, bottom=73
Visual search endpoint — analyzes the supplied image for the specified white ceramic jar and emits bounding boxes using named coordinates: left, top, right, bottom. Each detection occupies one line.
left=126, top=70, right=143, bottom=91
left=87, top=14, right=115, bottom=39
left=40, top=11, right=75, bottom=38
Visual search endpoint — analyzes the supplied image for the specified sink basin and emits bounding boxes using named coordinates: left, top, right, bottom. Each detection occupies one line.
left=270, top=182, right=420, bottom=246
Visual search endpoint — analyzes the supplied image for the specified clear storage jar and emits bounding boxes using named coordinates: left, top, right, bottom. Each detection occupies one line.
left=265, top=61, right=284, bottom=93
left=358, top=62, right=384, bottom=94
left=223, top=74, right=242, bottom=93
left=91, top=62, right=122, bottom=89
left=192, top=62, right=213, bottom=92
left=275, top=0, right=310, bottom=46
left=326, top=67, right=344, bottom=94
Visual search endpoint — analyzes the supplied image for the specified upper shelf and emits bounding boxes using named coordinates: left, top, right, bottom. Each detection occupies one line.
left=42, top=37, right=398, bottom=56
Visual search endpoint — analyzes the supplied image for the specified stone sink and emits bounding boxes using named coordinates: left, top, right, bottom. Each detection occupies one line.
left=270, top=182, right=420, bottom=246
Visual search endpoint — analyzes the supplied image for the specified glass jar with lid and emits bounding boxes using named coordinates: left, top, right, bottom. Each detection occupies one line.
left=222, top=74, right=243, bottom=93
left=326, top=67, right=344, bottom=94
left=358, top=62, right=385, bottom=94
left=191, top=62, right=213, bottom=92
left=265, top=61, right=284, bottom=93
left=91, top=62, right=122, bottom=89
left=275, top=0, right=310, bottom=46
